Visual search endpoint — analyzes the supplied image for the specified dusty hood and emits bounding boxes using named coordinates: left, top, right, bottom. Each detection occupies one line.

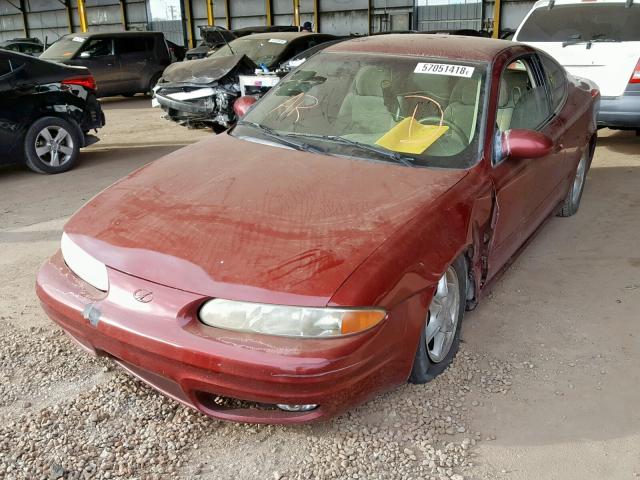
left=64, top=134, right=467, bottom=306
left=160, top=54, right=257, bottom=84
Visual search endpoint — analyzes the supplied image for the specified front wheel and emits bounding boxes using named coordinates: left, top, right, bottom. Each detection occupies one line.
left=24, top=117, right=80, bottom=174
left=557, top=146, right=592, bottom=217
left=146, top=73, right=161, bottom=97
left=409, top=256, right=467, bottom=384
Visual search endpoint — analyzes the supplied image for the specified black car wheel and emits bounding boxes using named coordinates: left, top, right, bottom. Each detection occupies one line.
left=409, top=256, right=467, bottom=384
left=557, top=142, right=593, bottom=217
left=24, top=117, right=80, bottom=174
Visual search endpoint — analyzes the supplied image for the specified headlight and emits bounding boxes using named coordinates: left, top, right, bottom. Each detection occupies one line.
left=60, top=232, right=108, bottom=291
left=198, top=299, right=386, bottom=338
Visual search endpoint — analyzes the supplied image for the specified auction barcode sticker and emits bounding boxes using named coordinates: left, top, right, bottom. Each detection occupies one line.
left=414, top=63, right=475, bottom=78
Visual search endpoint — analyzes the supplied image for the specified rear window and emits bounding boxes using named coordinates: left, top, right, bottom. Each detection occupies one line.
left=0, top=58, right=12, bottom=76
left=517, top=4, right=640, bottom=42
left=41, top=36, right=86, bottom=61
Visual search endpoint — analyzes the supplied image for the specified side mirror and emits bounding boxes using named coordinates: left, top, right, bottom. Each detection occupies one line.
left=501, top=129, right=553, bottom=160
left=79, top=51, right=91, bottom=59
left=233, top=95, right=257, bottom=118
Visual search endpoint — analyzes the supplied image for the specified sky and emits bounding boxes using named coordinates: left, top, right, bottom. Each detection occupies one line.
left=149, top=0, right=182, bottom=21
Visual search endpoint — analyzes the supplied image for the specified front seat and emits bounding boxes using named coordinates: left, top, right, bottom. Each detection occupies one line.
left=443, top=78, right=479, bottom=142
left=336, top=65, right=396, bottom=135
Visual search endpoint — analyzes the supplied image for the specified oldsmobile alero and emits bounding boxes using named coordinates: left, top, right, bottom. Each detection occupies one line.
left=36, top=35, right=599, bottom=424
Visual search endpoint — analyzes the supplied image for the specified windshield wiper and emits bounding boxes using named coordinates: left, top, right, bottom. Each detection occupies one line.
left=283, top=133, right=415, bottom=167
left=236, top=121, right=325, bottom=154
left=590, top=33, right=620, bottom=43
left=562, top=33, right=591, bottom=48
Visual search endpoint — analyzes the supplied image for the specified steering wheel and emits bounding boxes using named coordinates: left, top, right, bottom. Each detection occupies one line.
left=416, top=116, right=468, bottom=146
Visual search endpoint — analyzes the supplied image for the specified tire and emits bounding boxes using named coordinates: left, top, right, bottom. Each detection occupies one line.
left=24, top=116, right=80, bottom=174
left=146, top=73, right=161, bottom=96
left=557, top=142, right=593, bottom=217
left=409, top=255, right=467, bottom=384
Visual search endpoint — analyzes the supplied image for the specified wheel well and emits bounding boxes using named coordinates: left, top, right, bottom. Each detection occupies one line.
left=589, top=133, right=597, bottom=158
left=462, top=246, right=478, bottom=311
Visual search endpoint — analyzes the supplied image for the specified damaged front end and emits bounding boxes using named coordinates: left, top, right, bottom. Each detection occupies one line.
left=154, top=54, right=257, bottom=130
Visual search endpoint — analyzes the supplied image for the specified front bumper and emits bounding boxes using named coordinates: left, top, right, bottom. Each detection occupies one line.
left=154, top=91, right=214, bottom=115
left=36, top=252, right=414, bottom=424
left=597, top=85, right=640, bottom=129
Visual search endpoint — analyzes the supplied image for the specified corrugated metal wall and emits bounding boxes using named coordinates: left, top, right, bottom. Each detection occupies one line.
left=416, top=0, right=483, bottom=32
left=0, top=0, right=535, bottom=47
left=0, top=1, right=25, bottom=42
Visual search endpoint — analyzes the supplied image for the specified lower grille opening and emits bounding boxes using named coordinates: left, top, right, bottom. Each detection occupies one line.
left=195, top=392, right=318, bottom=413
left=196, top=391, right=280, bottom=411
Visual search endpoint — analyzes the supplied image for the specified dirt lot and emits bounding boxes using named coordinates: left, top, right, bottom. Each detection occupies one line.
left=1, top=97, right=638, bottom=480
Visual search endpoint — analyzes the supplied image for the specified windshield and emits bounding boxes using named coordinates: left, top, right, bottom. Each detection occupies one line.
left=237, top=52, right=487, bottom=169
left=40, top=35, right=86, bottom=61
left=517, top=4, right=640, bottom=42
left=209, top=37, right=289, bottom=67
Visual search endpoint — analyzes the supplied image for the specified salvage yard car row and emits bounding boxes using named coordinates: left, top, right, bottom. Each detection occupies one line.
left=0, top=0, right=636, bottom=425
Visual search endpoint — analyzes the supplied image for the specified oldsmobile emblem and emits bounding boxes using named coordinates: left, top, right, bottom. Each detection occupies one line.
left=133, top=289, right=153, bottom=303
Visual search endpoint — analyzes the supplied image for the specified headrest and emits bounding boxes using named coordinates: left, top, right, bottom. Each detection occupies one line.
left=450, top=78, right=478, bottom=106
left=354, top=66, right=391, bottom=96
left=499, top=80, right=509, bottom=108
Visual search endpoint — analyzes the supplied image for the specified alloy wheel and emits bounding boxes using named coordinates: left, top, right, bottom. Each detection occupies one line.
left=425, top=266, right=461, bottom=363
left=571, top=150, right=588, bottom=207
left=34, top=126, right=74, bottom=168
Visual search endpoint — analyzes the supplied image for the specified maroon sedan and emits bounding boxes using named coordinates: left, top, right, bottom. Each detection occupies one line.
left=36, top=35, right=599, bottom=424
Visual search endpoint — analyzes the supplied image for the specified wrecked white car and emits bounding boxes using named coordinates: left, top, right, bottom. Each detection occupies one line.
left=153, top=32, right=336, bottom=130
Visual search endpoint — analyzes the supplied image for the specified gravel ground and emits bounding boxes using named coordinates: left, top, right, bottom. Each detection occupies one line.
left=1, top=97, right=638, bottom=479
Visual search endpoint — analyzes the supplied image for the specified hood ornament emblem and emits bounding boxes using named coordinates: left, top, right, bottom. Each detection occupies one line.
left=133, top=289, right=153, bottom=303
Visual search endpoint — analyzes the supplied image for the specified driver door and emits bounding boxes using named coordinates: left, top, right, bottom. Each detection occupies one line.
left=486, top=56, right=552, bottom=277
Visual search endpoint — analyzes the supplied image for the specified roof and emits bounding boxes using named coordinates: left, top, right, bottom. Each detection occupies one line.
left=327, top=34, right=520, bottom=62
left=235, top=32, right=313, bottom=41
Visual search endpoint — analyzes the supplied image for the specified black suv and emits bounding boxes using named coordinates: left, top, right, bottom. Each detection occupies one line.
left=0, top=50, right=104, bottom=174
left=40, top=32, right=171, bottom=98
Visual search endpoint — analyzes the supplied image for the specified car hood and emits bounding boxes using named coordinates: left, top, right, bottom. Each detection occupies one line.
left=159, top=54, right=257, bottom=85
left=64, top=134, right=467, bottom=306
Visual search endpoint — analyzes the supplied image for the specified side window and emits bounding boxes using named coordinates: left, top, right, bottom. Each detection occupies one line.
left=80, top=38, right=113, bottom=57
left=0, top=54, right=25, bottom=77
left=539, top=54, right=567, bottom=112
left=497, top=57, right=551, bottom=133
left=0, top=58, right=12, bottom=77
left=116, top=37, right=154, bottom=55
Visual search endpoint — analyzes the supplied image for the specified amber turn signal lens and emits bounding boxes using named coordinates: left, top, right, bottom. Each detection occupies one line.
left=340, top=310, right=386, bottom=335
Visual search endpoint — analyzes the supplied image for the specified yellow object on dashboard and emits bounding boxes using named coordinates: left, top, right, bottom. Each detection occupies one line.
left=375, top=118, right=449, bottom=155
